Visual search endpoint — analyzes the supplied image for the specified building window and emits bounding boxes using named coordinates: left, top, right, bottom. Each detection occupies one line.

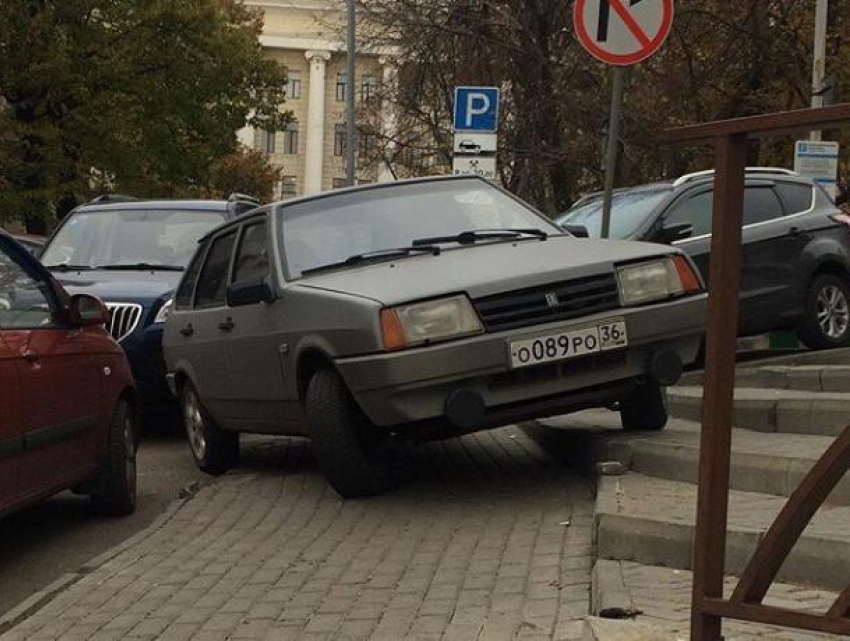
left=284, top=121, right=299, bottom=155
left=361, top=75, right=378, bottom=102
left=256, top=129, right=275, bottom=156
left=336, top=72, right=348, bottom=102
left=334, top=124, right=347, bottom=157
left=358, top=133, right=375, bottom=159
left=286, top=71, right=301, bottom=100
left=281, top=176, right=297, bottom=200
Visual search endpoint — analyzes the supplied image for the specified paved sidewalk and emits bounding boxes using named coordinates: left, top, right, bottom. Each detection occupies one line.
left=0, top=428, right=594, bottom=641
left=598, top=561, right=846, bottom=640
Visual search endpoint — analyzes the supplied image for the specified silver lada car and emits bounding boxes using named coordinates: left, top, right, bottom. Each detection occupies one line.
left=164, top=176, right=707, bottom=498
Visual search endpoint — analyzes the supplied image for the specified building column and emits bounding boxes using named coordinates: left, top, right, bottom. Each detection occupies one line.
left=378, top=57, right=398, bottom=183
left=304, top=50, right=331, bottom=195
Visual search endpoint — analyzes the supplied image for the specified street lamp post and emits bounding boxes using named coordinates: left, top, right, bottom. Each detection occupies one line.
left=346, top=0, right=357, bottom=187
left=811, top=0, right=828, bottom=141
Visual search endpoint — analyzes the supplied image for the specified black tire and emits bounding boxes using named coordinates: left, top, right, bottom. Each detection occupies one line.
left=620, top=382, right=668, bottom=432
left=798, top=274, right=850, bottom=350
left=90, top=398, right=138, bottom=516
left=306, top=369, right=394, bottom=499
left=181, top=382, right=239, bottom=476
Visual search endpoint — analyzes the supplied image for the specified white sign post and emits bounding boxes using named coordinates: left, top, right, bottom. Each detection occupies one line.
left=794, top=140, right=840, bottom=200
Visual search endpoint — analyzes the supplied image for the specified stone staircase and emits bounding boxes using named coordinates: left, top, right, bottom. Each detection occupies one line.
left=534, top=350, right=850, bottom=596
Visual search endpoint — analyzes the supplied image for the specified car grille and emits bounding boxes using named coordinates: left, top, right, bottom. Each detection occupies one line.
left=473, top=274, right=620, bottom=332
left=105, top=303, right=143, bottom=342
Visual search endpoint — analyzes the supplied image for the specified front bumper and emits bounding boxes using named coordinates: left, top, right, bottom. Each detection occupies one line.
left=335, top=295, right=707, bottom=430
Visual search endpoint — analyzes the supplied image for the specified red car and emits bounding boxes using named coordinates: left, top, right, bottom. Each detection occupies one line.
left=0, top=230, right=138, bottom=517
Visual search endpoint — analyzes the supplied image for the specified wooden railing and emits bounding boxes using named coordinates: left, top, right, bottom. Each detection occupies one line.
left=665, top=104, right=850, bottom=640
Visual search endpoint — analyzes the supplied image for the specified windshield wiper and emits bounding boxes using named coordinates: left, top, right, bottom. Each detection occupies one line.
left=97, top=263, right=184, bottom=272
left=45, top=264, right=94, bottom=272
left=301, top=246, right=441, bottom=276
left=412, top=228, right=548, bottom=247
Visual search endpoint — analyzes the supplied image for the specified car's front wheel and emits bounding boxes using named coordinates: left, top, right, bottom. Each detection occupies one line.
left=181, top=382, right=239, bottom=476
left=306, top=369, right=394, bottom=499
left=620, top=382, right=668, bottom=432
left=90, top=398, right=138, bottom=516
left=799, top=274, right=850, bottom=350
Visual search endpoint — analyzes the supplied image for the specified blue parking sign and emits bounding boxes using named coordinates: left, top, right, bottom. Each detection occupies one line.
left=454, top=87, right=500, bottom=132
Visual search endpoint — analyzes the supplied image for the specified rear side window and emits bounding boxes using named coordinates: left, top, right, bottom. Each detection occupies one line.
left=776, top=182, right=814, bottom=215
left=664, top=190, right=714, bottom=237
left=743, top=187, right=784, bottom=226
left=194, top=232, right=236, bottom=308
left=175, top=242, right=207, bottom=309
left=233, top=222, right=270, bottom=283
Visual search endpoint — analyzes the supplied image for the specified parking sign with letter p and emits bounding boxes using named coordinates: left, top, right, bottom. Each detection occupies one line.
left=454, top=87, right=500, bottom=133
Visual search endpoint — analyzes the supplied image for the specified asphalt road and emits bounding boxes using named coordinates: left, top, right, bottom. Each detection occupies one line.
left=0, top=432, right=206, bottom=618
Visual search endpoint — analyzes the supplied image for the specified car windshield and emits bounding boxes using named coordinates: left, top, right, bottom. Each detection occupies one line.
left=280, top=179, right=559, bottom=278
left=557, top=188, right=670, bottom=239
left=41, top=209, right=226, bottom=270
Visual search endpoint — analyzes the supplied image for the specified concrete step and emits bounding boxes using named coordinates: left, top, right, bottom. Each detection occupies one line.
left=689, top=364, right=850, bottom=392
left=667, top=386, right=849, bottom=437
left=535, top=411, right=850, bottom=505
left=595, top=473, right=850, bottom=592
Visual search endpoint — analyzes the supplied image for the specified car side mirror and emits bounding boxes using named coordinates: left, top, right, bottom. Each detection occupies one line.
left=227, top=278, right=275, bottom=307
left=659, top=223, right=694, bottom=244
left=562, top=224, right=590, bottom=238
left=68, top=294, right=110, bottom=327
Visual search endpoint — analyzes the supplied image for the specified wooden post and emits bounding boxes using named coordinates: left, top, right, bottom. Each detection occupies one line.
left=690, top=133, right=748, bottom=641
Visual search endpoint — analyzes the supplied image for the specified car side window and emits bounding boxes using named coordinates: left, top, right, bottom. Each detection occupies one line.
left=194, top=232, right=237, bottom=309
left=0, top=243, right=57, bottom=329
left=743, top=186, right=784, bottom=226
left=664, top=190, right=714, bottom=238
left=175, top=241, right=208, bottom=310
left=775, top=182, right=814, bottom=215
left=233, top=222, right=270, bottom=283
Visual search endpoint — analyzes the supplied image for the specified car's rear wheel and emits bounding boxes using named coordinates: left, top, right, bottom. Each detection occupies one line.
left=620, top=382, right=668, bottom=432
left=306, top=368, right=394, bottom=499
left=181, top=382, right=239, bottom=476
left=799, top=274, right=850, bottom=350
left=90, top=398, right=138, bottom=516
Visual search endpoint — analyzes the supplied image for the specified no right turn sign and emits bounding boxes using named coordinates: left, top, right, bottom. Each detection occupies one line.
left=574, top=0, right=674, bottom=66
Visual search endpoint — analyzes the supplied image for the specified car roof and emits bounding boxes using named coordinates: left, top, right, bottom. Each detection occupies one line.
left=73, top=200, right=233, bottom=213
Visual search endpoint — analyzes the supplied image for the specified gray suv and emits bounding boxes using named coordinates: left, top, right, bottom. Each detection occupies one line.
left=559, top=168, right=850, bottom=349
left=164, top=177, right=706, bottom=498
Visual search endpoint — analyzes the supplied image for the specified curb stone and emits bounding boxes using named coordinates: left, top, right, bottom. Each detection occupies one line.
left=0, top=486, right=197, bottom=635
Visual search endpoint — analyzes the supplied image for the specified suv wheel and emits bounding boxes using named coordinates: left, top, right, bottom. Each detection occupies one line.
left=799, top=274, right=850, bottom=350
left=90, top=399, right=138, bottom=516
left=620, top=382, right=668, bottom=432
left=306, top=369, right=394, bottom=499
left=181, top=382, right=239, bottom=475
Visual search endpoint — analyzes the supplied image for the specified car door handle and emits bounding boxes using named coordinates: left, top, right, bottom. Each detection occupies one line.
left=218, top=319, right=235, bottom=332
left=789, top=226, right=806, bottom=237
left=179, top=324, right=194, bottom=338
left=20, top=349, right=39, bottom=363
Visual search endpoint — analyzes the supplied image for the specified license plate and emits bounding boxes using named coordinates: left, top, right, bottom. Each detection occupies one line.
left=509, top=320, right=628, bottom=369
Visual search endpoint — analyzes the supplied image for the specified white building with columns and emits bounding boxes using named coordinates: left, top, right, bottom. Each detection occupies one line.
left=241, top=0, right=396, bottom=199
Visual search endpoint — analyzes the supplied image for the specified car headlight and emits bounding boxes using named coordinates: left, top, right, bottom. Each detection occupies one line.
left=153, top=298, right=174, bottom=324
left=381, top=295, right=484, bottom=351
left=617, top=256, right=702, bottom=307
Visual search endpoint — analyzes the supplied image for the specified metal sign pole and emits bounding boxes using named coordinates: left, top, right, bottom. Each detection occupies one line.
left=345, top=0, right=357, bottom=187
left=600, top=66, right=625, bottom=239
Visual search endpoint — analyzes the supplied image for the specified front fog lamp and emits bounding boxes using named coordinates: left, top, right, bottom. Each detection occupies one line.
left=381, top=295, right=484, bottom=351
left=617, top=258, right=698, bottom=307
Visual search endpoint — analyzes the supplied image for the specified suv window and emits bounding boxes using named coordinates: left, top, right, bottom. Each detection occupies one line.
left=0, top=244, right=57, bottom=329
left=665, top=190, right=714, bottom=238
left=194, top=232, right=236, bottom=308
left=176, top=242, right=208, bottom=310
left=743, top=186, right=783, bottom=226
left=776, top=182, right=814, bottom=215
left=233, top=222, right=270, bottom=283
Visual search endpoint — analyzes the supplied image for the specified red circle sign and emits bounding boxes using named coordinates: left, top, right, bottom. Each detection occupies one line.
left=574, top=0, right=674, bottom=66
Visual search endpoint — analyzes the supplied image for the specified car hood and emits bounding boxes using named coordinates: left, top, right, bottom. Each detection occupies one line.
left=294, top=236, right=676, bottom=306
left=53, top=269, right=182, bottom=304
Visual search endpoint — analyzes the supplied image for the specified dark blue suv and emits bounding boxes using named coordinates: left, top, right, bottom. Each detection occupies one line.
left=40, top=195, right=259, bottom=424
